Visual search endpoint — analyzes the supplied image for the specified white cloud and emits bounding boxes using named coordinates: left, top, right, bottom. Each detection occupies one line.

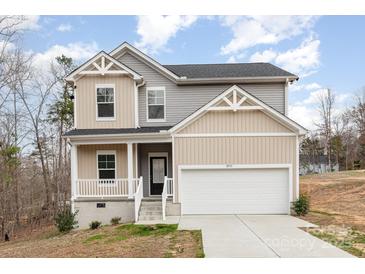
left=289, top=104, right=319, bottom=131
left=303, top=88, right=328, bottom=104
left=249, top=49, right=277, bottom=63
left=220, top=16, right=317, bottom=55
left=57, top=23, right=73, bottom=32
left=249, top=36, right=320, bottom=77
left=33, top=41, right=99, bottom=71
left=135, top=15, right=198, bottom=54
left=289, top=89, right=353, bottom=131
left=289, top=82, right=322, bottom=92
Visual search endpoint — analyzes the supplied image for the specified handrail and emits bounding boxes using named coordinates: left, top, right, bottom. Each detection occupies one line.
left=162, top=176, right=168, bottom=221
left=134, top=176, right=143, bottom=222
left=75, top=178, right=141, bottom=198
left=162, top=177, right=173, bottom=221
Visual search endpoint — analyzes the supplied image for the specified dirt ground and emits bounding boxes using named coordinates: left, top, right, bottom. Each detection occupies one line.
left=0, top=224, right=204, bottom=258
left=300, top=170, right=365, bottom=231
left=299, top=170, right=365, bottom=257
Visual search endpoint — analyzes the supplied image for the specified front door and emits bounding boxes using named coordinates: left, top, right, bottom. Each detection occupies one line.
left=150, top=156, right=167, bottom=195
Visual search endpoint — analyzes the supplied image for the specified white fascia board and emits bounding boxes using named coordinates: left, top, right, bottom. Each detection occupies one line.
left=169, top=85, right=307, bottom=135
left=66, top=132, right=172, bottom=145
left=175, top=76, right=298, bottom=85
left=65, top=51, right=142, bottom=83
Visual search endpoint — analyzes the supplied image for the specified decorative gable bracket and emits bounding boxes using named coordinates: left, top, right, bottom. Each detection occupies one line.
left=65, top=51, right=142, bottom=83
left=208, top=87, right=263, bottom=112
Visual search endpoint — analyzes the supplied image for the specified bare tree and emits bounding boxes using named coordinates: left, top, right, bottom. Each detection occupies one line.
left=16, top=65, right=59, bottom=211
left=315, top=88, right=335, bottom=170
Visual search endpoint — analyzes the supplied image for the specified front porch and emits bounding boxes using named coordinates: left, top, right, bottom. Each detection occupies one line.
left=70, top=141, right=175, bottom=222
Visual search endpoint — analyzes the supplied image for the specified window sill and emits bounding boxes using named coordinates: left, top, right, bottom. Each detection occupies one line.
left=147, top=119, right=166, bottom=123
left=96, top=117, right=116, bottom=122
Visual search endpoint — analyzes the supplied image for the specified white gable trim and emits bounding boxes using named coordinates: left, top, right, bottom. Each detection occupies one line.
left=110, top=42, right=181, bottom=81
left=169, top=85, right=307, bottom=135
left=65, top=51, right=142, bottom=82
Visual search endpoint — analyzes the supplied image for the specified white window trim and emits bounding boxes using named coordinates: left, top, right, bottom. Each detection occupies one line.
left=146, top=86, right=166, bottom=122
left=148, top=152, right=169, bottom=196
left=96, top=150, right=117, bottom=180
left=95, top=84, right=116, bottom=121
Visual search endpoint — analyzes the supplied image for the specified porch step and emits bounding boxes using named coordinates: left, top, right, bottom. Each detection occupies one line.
left=138, top=199, right=163, bottom=221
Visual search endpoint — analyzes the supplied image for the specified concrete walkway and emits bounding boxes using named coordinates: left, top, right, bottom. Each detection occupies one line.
left=178, top=215, right=354, bottom=258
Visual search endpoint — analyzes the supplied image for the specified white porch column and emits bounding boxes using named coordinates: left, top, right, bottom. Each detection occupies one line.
left=70, top=143, right=78, bottom=212
left=127, top=142, right=134, bottom=198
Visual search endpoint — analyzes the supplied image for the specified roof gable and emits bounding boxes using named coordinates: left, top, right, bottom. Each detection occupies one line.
left=65, top=51, right=142, bottom=82
left=110, top=42, right=181, bottom=81
left=169, top=85, right=307, bottom=135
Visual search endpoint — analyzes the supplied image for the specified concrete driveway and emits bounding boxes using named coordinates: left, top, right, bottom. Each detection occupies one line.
left=178, top=215, right=354, bottom=258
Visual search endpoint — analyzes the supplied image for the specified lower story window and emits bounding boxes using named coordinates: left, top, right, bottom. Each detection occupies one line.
left=97, top=152, right=116, bottom=179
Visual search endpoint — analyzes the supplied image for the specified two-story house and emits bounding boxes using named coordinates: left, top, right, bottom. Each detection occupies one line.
left=64, top=42, right=307, bottom=228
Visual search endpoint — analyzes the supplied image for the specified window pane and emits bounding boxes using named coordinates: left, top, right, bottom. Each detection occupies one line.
left=97, top=87, right=114, bottom=103
left=148, top=105, right=164, bottom=119
left=98, top=155, right=106, bottom=161
left=148, top=96, right=155, bottom=105
left=99, top=169, right=115, bottom=179
left=97, top=95, right=105, bottom=103
left=98, top=103, right=114, bottom=117
left=105, top=91, right=114, bottom=102
left=98, top=161, right=107, bottom=169
left=106, top=161, right=115, bottom=169
left=155, top=97, right=164, bottom=104
left=155, top=90, right=164, bottom=98
left=97, top=88, right=105, bottom=96
left=106, top=155, right=115, bottom=162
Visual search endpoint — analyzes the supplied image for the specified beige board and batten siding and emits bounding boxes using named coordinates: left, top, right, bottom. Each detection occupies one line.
left=173, top=110, right=298, bottom=202
left=117, top=52, right=286, bottom=127
left=75, top=75, right=135, bottom=129
left=178, top=110, right=292, bottom=134
left=77, top=144, right=128, bottom=179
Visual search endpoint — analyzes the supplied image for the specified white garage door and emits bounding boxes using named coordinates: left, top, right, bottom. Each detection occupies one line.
left=180, top=168, right=289, bottom=215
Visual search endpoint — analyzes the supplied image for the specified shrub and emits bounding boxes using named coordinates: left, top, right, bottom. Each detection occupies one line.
left=54, top=209, right=78, bottom=233
left=110, top=217, right=121, bottom=225
left=89, top=220, right=102, bottom=230
left=293, top=194, right=310, bottom=216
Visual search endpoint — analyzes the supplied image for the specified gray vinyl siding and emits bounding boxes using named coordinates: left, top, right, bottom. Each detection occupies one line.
left=118, top=52, right=285, bottom=127
left=137, top=143, right=172, bottom=197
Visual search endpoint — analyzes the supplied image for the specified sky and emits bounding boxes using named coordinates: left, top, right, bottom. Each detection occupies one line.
left=18, top=15, right=365, bottom=130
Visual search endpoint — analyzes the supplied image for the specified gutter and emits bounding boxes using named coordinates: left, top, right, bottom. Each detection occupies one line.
left=174, top=75, right=298, bottom=85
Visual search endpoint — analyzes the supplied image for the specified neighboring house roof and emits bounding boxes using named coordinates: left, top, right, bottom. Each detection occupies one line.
left=65, top=51, right=143, bottom=83
left=64, top=126, right=172, bottom=137
left=163, top=63, right=297, bottom=79
left=169, top=85, right=307, bottom=135
left=110, top=42, right=298, bottom=84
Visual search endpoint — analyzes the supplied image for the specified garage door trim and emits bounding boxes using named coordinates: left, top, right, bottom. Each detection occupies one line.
left=178, top=164, right=293, bottom=214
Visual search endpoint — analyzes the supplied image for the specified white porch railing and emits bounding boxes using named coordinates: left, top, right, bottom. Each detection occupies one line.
left=162, top=177, right=173, bottom=221
left=76, top=178, right=141, bottom=198
left=134, top=176, right=143, bottom=221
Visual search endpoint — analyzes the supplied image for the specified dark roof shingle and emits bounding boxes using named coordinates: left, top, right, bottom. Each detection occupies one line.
left=163, top=63, right=297, bottom=79
left=64, top=126, right=172, bottom=137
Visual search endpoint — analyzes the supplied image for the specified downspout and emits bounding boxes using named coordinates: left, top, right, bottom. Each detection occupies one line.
left=284, top=78, right=289, bottom=116
left=135, top=79, right=145, bottom=128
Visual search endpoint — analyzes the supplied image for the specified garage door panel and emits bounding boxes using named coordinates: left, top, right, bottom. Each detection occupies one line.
left=181, top=168, right=289, bottom=215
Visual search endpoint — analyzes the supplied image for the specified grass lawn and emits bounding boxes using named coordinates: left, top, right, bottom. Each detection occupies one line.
left=0, top=223, right=204, bottom=258
left=299, top=170, right=365, bottom=257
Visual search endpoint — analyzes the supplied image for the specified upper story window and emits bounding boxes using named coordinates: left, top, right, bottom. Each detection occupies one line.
left=96, top=84, right=115, bottom=120
left=147, top=87, right=165, bottom=122
left=97, top=151, right=116, bottom=179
